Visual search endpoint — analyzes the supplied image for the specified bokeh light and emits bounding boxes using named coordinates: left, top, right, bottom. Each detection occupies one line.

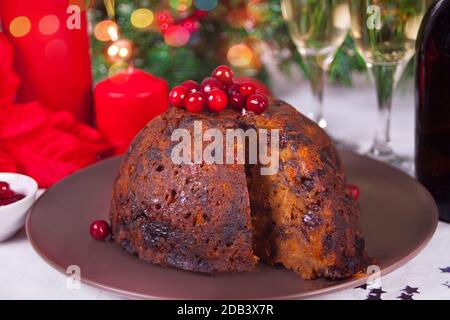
left=130, top=8, right=154, bottom=29
left=39, top=15, right=60, bottom=35
left=247, top=1, right=269, bottom=23
left=68, top=0, right=94, bottom=11
left=107, top=44, right=119, bottom=57
left=94, top=20, right=118, bottom=42
left=169, top=0, right=192, bottom=12
left=227, top=43, right=254, bottom=67
left=108, top=62, right=129, bottom=79
left=107, top=39, right=132, bottom=62
left=226, top=9, right=250, bottom=28
left=9, top=16, right=31, bottom=38
left=194, top=0, right=218, bottom=11
left=164, top=25, right=190, bottom=47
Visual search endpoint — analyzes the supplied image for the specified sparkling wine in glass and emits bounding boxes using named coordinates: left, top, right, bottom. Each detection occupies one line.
left=281, top=0, right=351, bottom=129
left=349, top=0, right=428, bottom=168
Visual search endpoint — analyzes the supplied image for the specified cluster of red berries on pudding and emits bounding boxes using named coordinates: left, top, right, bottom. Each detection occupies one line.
left=169, top=65, right=269, bottom=114
left=0, top=181, right=25, bottom=207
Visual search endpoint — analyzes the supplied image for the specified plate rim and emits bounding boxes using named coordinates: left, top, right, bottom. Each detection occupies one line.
left=25, top=152, right=439, bottom=300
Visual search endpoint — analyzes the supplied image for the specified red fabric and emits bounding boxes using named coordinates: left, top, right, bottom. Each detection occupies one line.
left=0, top=33, right=112, bottom=187
left=0, top=33, right=20, bottom=108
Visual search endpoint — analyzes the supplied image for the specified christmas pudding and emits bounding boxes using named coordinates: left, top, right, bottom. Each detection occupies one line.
left=110, top=69, right=367, bottom=280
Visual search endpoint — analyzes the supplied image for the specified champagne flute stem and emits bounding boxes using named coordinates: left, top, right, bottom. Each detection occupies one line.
left=305, top=56, right=328, bottom=128
left=368, top=64, right=401, bottom=159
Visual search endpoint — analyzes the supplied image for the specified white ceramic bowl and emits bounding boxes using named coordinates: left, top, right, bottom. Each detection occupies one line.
left=0, top=173, right=38, bottom=242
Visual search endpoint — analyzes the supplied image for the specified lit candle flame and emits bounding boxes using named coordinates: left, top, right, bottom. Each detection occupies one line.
left=107, top=24, right=119, bottom=41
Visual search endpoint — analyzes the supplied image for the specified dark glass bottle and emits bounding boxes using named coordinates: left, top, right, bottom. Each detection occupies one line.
left=416, top=0, right=450, bottom=222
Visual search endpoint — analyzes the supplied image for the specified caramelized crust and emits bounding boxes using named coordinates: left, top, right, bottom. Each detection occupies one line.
left=245, top=101, right=367, bottom=279
left=111, top=99, right=367, bottom=279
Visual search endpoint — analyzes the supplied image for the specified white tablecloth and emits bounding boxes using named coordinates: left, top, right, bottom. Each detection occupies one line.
left=1, top=74, right=449, bottom=300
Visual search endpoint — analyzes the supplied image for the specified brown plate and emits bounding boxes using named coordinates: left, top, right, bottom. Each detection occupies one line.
left=26, top=151, right=438, bottom=299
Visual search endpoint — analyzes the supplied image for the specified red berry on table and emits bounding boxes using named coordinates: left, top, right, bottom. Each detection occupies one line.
left=207, top=89, right=228, bottom=113
left=169, top=86, right=188, bottom=108
left=185, top=92, right=205, bottom=113
left=89, top=220, right=111, bottom=240
left=212, top=65, right=234, bottom=85
left=239, top=82, right=257, bottom=97
left=348, top=184, right=360, bottom=201
left=181, top=80, right=200, bottom=94
left=227, top=83, right=241, bottom=96
left=229, top=93, right=246, bottom=111
left=200, top=77, right=223, bottom=95
left=245, top=93, right=269, bottom=114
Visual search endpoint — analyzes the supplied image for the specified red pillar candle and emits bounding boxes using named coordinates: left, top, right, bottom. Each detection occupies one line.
left=94, top=68, right=169, bottom=154
left=0, top=0, right=93, bottom=123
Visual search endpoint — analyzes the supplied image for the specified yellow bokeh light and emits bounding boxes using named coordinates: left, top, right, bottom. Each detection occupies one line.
left=131, top=8, right=154, bottom=29
left=119, top=47, right=129, bottom=58
left=39, top=15, right=60, bottom=36
left=107, top=44, right=119, bottom=57
left=227, top=44, right=254, bottom=67
left=107, top=39, right=132, bottom=62
left=9, top=16, right=31, bottom=38
left=108, top=62, right=129, bottom=78
left=94, top=20, right=118, bottom=42
left=169, top=0, right=192, bottom=12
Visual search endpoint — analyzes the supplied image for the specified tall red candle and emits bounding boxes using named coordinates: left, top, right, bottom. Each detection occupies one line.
left=0, top=0, right=93, bottom=123
left=94, top=68, right=169, bottom=154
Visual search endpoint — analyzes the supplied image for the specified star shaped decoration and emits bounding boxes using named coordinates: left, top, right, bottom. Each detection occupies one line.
left=355, top=283, right=367, bottom=290
left=397, top=293, right=414, bottom=300
left=443, top=281, right=450, bottom=289
left=439, top=266, right=450, bottom=273
left=402, top=286, right=420, bottom=295
left=365, top=288, right=386, bottom=300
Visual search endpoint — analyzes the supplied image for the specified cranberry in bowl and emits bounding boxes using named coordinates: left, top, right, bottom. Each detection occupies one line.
left=0, top=173, right=38, bottom=242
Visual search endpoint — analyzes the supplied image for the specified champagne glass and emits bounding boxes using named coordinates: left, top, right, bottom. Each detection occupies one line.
left=349, top=0, right=427, bottom=168
left=281, top=0, right=351, bottom=130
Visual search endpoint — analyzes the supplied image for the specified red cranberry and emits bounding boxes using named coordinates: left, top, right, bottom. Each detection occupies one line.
left=245, top=93, right=268, bottom=114
left=181, top=80, right=201, bottom=94
left=212, top=65, right=234, bottom=85
left=229, top=93, right=246, bottom=111
left=200, top=77, right=223, bottom=95
left=0, top=181, right=10, bottom=190
left=348, top=184, right=360, bottom=201
left=0, top=182, right=13, bottom=199
left=227, top=83, right=241, bottom=96
left=239, top=82, right=257, bottom=97
left=207, top=89, right=228, bottom=113
left=185, top=92, right=205, bottom=113
left=89, top=220, right=111, bottom=240
left=169, top=86, right=188, bottom=108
